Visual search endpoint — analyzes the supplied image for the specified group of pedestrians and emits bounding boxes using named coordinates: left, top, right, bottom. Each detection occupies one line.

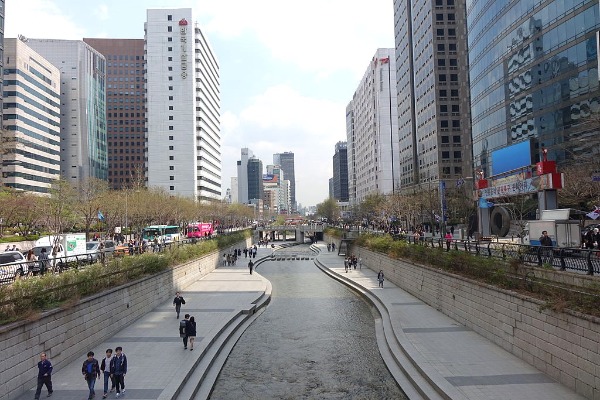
left=174, top=292, right=197, bottom=351
left=343, top=254, right=361, bottom=272
left=35, top=347, right=128, bottom=400
left=326, top=242, right=336, bottom=252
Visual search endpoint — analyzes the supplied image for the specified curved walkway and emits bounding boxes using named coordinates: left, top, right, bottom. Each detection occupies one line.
left=13, top=242, right=585, bottom=400
left=313, top=243, right=584, bottom=400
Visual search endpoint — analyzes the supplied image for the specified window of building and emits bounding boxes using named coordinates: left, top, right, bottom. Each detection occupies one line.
left=169, top=146, right=174, bottom=150
left=168, top=76, right=173, bottom=81
left=454, top=151, right=462, bottom=158
left=169, top=126, right=174, bottom=130
left=170, top=176, right=174, bottom=181
left=439, top=89, right=447, bottom=97
left=169, top=106, right=173, bottom=110
left=453, top=135, right=461, bottom=143
left=441, top=120, right=449, bottom=128
left=169, top=156, right=174, bottom=160
left=170, top=166, right=174, bottom=170
left=451, top=89, right=458, bottom=97
left=452, top=120, right=460, bottom=127
left=168, top=57, right=173, bottom=61
left=437, top=44, right=445, bottom=51
left=168, top=47, right=172, bottom=51
left=448, top=13, right=455, bottom=21
left=167, top=14, right=172, bottom=21
left=440, top=105, right=448, bottom=112
left=168, top=66, right=173, bottom=71
left=441, top=136, right=450, bottom=143
left=168, top=37, right=173, bottom=42
left=454, top=166, right=462, bottom=174
left=436, top=13, right=444, bottom=21
left=448, top=28, right=456, bottom=36
left=439, top=74, right=447, bottom=81
left=169, top=96, right=173, bottom=100
left=442, top=151, right=450, bottom=159
left=449, top=43, right=457, bottom=51
left=452, top=105, right=459, bottom=112
left=169, top=136, right=174, bottom=140
left=437, top=28, right=444, bottom=36
left=438, top=59, right=446, bottom=67
left=167, top=26, right=172, bottom=32
left=449, top=58, right=458, bottom=66
left=450, top=74, right=458, bottom=81
left=169, top=116, right=173, bottom=120
left=170, top=186, right=174, bottom=190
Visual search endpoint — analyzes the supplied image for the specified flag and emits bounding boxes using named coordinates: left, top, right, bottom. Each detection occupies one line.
left=586, top=206, right=600, bottom=220
left=379, top=57, right=390, bottom=64
left=478, top=197, right=494, bottom=209
left=97, top=211, right=105, bottom=221
left=456, top=178, right=465, bottom=187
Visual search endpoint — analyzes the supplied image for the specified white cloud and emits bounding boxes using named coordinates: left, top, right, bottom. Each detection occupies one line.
left=195, top=0, right=394, bottom=78
left=93, top=4, right=110, bottom=21
left=221, top=84, right=346, bottom=205
left=5, top=0, right=86, bottom=39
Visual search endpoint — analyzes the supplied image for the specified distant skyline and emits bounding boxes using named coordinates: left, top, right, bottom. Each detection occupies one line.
left=6, top=0, right=394, bottom=206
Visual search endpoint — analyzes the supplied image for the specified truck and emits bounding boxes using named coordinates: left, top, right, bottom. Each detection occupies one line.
left=524, top=209, right=581, bottom=248
left=31, top=233, right=88, bottom=268
left=186, top=222, right=214, bottom=239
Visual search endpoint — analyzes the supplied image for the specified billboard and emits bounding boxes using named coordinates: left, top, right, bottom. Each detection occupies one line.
left=491, top=140, right=532, bottom=176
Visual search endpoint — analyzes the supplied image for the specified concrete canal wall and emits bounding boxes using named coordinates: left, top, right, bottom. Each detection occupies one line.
left=0, top=237, right=252, bottom=400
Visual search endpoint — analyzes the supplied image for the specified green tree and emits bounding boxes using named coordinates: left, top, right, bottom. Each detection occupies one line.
left=316, top=198, right=340, bottom=222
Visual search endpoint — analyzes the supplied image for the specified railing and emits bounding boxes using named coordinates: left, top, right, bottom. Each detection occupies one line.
left=0, top=233, right=234, bottom=285
left=403, top=235, right=600, bottom=275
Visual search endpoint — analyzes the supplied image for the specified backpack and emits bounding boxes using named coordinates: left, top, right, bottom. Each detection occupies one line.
left=179, top=319, right=187, bottom=337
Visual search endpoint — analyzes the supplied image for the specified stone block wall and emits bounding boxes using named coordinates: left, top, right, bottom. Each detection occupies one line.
left=352, top=244, right=600, bottom=399
left=0, top=238, right=251, bottom=400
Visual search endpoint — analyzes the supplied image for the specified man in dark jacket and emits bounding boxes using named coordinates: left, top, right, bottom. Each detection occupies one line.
left=34, top=352, right=53, bottom=399
left=173, top=291, right=186, bottom=319
left=82, top=351, right=101, bottom=400
left=110, top=347, right=127, bottom=398
left=539, top=231, right=553, bottom=247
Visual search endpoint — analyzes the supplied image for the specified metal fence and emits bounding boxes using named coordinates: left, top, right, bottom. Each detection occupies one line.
left=404, top=235, right=600, bottom=275
left=0, top=235, right=223, bottom=285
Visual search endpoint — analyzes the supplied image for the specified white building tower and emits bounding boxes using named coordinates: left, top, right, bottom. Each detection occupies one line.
left=145, top=8, right=221, bottom=201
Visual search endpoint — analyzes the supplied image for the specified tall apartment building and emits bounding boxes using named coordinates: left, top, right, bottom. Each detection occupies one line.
left=27, top=39, right=108, bottom=184
left=2, top=38, right=60, bottom=193
left=145, top=8, right=221, bottom=201
left=236, top=147, right=253, bottom=204
left=467, top=1, right=600, bottom=174
left=247, top=157, right=263, bottom=202
left=273, top=152, right=295, bottom=212
left=394, top=0, right=472, bottom=189
left=83, top=38, right=146, bottom=189
left=332, top=141, right=349, bottom=202
left=0, top=0, right=5, bottom=120
left=347, top=49, right=399, bottom=205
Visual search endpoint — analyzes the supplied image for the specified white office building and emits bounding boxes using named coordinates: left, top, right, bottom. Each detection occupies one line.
left=3, top=38, right=61, bottom=194
left=27, top=39, right=108, bottom=184
left=236, top=147, right=254, bottom=204
left=145, top=8, right=221, bottom=201
left=347, top=48, right=399, bottom=205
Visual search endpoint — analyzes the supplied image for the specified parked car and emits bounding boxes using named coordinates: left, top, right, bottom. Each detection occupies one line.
left=86, top=240, right=117, bottom=262
left=0, top=251, right=29, bottom=282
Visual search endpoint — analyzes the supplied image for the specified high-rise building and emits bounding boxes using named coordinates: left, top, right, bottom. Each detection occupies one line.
left=347, top=49, right=399, bottom=205
left=236, top=147, right=253, bottom=204
left=247, top=157, right=263, bottom=202
left=3, top=38, right=60, bottom=194
left=0, top=0, right=5, bottom=120
left=394, top=1, right=472, bottom=189
left=145, top=8, right=221, bottom=201
left=467, top=1, right=600, bottom=174
left=83, top=38, right=146, bottom=189
left=27, top=39, right=108, bottom=184
left=332, top=141, right=349, bottom=202
left=273, top=152, right=295, bottom=212
left=230, top=176, right=238, bottom=203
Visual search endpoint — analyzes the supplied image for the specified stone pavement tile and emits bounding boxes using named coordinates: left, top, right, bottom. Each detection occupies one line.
left=314, top=243, right=585, bottom=400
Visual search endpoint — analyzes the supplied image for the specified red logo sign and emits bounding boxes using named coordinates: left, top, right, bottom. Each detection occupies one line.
left=179, top=18, right=188, bottom=26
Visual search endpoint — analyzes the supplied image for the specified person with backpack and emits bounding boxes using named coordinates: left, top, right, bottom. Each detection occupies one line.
left=186, top=316, right=197, bottom=351
left=110, top=347, right=127, bottom=398
left=81, top=351, right=100, bottom=400
left=180, top=314, right=190, bottom=349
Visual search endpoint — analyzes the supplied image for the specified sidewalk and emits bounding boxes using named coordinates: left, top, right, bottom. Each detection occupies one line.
left=15, top=248, right=272, bottom=400
left=313, top=243, right=584, bottom=400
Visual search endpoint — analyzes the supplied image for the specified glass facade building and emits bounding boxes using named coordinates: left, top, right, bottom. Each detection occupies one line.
left=273, top=152, right=296, bottom=212
left=332, top=141, right=349, bottom=202
left=467, top=0, right=600, bottom=174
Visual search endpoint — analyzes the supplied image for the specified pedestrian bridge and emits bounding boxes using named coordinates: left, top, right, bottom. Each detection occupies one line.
left=256, top=224, right=324, bottom=243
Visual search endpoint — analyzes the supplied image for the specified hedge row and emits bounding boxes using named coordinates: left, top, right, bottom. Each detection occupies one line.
left=0, top=230, right=250, bottom=324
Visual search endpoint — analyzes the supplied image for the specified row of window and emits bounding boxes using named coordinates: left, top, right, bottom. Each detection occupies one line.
left=106, top=56, right=142, bottom=61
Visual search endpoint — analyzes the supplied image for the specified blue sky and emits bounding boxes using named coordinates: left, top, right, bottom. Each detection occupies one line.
left=6, top=0, right=394, bottom=207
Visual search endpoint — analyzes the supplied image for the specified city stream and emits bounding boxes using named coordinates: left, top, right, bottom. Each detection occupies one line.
left=208, top=247, right=407, bottom=400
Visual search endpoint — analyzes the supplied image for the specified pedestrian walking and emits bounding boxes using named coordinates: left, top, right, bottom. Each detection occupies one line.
left=180, top=314, right=190, bottom=349
left=444, top=232, right=453, bottom=251
left=173, top=291, right=186, bottom=319
left=34, top=352, right=53, bottom=399
left=186, top=316, right=197, bottom=351
left=38, top=248, right=49, bottom=275
left=110, top=347, right=127, bottom=398
left=100, top=349, right=115, bottom=399
left=248, top=260, right=254, bottom=275
left=377, top=270, right=385, bottom=288
left=344, top=258, right=349, bottom=273
left=358, top=256, right=362, bottom=270
left=82, top=351, right=100, bottom=400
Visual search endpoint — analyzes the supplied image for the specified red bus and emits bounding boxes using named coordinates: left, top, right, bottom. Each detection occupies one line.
left=186, top=222, right=214, bottom=238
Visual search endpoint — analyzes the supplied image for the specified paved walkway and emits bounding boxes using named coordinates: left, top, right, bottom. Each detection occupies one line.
left=313, top=243, right=584, bottom=400
left=15, top=242, right=586, bottom=400
left=16, top=247, right=273, bottom=400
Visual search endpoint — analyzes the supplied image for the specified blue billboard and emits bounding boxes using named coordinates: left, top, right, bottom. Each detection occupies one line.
left=491, top=140, right=532, bottom=176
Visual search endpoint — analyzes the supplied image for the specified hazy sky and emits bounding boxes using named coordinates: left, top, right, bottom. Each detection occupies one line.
left=6, top=0, right=394, bottom=207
